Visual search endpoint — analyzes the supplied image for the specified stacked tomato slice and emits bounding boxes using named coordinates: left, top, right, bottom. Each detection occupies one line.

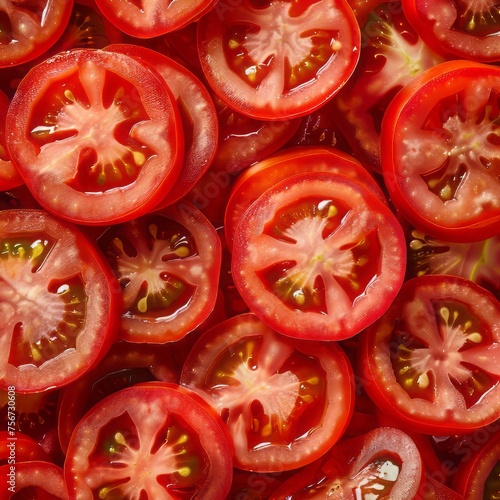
left=0, top=0, right=499, bottom=498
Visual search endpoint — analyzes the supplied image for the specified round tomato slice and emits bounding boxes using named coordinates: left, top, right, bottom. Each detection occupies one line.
left=197, top=0, right=361, bottom=120
left=5, top=48, right=183, bottom=226
left=2, top=461, right=67, bottom=498
left=0, top=209, right=121, bottom=393
left=381, top=60, right=500, bottom=242
left=0, top=89, right=22, bottom=190
left=359, top=275, right=500, bottom=435
left=402, top=0, right=500, bottom=62
left=181, top=313, right=354, bottom=472
left=64, top=383, right=233, bottom=499
left=57, top=341, right=179, bottom=453
left=232, top=172, right=406, bottom=341
left=97, top=202, right=221, bottom=343
left=269, top=427, right=425, bottom=499
left=0, top=0, right=73, bottom=67
left=0, top=432, right=49, bottom=465
left=95, top=0, right=217, bottom=38
left=106, top=43, right=218, bottom=207
left=224, top=146, right=386, bottom=251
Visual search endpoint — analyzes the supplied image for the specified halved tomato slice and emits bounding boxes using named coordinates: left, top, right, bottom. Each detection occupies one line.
left=181, top=313, right=354, bottom=472
left=0, top=209, right=121, bottom=393
left=197, top=0, right=361, bottom=120
left=359, top=275, right=500, bottom=435
left=5, top=48, right=184, bottom=225
left=64, top=383, right=233, bottom=499
left=231, top=171, right=406, bottom=341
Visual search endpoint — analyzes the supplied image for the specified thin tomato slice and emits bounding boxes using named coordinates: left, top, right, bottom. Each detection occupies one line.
left=359, top=275, right=500, bottom=435
left=402, top=0, right=500, bottom=62
left=381, top=60, right=500, bottom=242
left=224, top=146, right=386, bottom=251
left=97, top=202, right=221, bottom=343
left=0, top=0, right=73, bottom=67
left=197, top=0, right=361, bottom=120
left=64, top=383, right=233, bottom=499
left=0, top=209, right=121, bottom=393
left=269, top=427, right=425, bottom=499
left=5, top=48, right=184, bottom=226
left=181, top=313, right=354, bottom=472
left=232, top=171, right=406, bottom=341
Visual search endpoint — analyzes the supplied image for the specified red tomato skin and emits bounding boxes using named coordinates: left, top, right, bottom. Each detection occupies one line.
left=0, top=209, right=122, bottom=393
left=381, top=60, right=500, bottom=242
left=232, top=171, right=406, bottom=341
left=359, top=275, right=500, bottom=436
left=5, top=48, right=184, bottom=226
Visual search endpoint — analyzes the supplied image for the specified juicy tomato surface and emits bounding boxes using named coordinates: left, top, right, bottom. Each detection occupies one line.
left=6, top=48, right=184, bottom=226
left=1, top=0, right=499, bottom=497
left=232, top=171, right=406, bottom=341
left=402, top=0, right=500, bottom=62
left=359, top=275, right=500, bottom=435
left=64, top=383, right=233, bottom=499
left=381, top=60, right=500, bottom=242
left=0, top=209, right=121, bottom=393
left=181, top=313, right=354, bottom=472
left=197, top=0, right=361, bottom=120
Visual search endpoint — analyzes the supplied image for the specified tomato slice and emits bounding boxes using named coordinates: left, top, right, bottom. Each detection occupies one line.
left=269, top=427, right=425, bottom=499
left=359, top=275, right=500, bottom=435
left=95, top=0, right=217, bottom=38
left=64, top=383, right=233, bottom=499
left=97, top=202, right=221, bottom=343
left=224, top=146, right=386, bottom=251
left=181, top=313, right=354, bottom=472
left=2, top=460, right=67, bottom=498
left=232, top=171, right=406, bottom=341
left=106, top=44, right=219, bottom=208
left=197, top=0, right=361, bottom=120
left=381, top=60, right=500, bottom=242
left=0, top=0, right=73, bottom=67
left=0, top=432, right=49, bottom=465
left=57, top=341, right=179, bottom=453
left=332, top=1, right=444, bottom=173
left=0, top=89, right=23, bottom=190
left=0, top=209, right=121, bottom=393
left=402, top=0, right=500, bottom=62
left=5, top=48, right=184, bottom=226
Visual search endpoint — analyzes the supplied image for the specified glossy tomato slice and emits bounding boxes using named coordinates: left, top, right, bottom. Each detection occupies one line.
left=359, top=275, right=500, bottom=435
left=402, top=0, right=500, bottom=62
left=106, top=43, right=219, bottom=208
left=5, top=48, right=183, bottom=226
left=2, top=460, right=68, bottom=498
left=269, top=427, right=425, bottom=499
left=224, top=146, right=386, bottom=251
left=0, top=209, right=121, bottom=393
left=232, top=171, right=406, bottom=341
left=0, top=0, right=73, bottom=67
left=64, top=383, right=233, bottom=499
left=0, top=89, right=22, bottom=190
left=57, top=341, right=179, bottom=453
left=197, top=0, right=361, bottom=120
left=333, top=1, right=444, bottom=173
left=98, top=202, right=221, bottom=343
left=381, top=60, right=500, bottom=242
left=0, top=431, right=49, bottom=465
left=181, top=313, right=354, bottom=472
left=95, top=0, right=217, bottom=38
